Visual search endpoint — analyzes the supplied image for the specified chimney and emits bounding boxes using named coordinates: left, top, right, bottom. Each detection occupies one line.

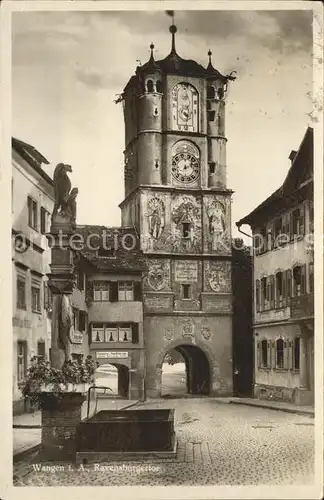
left=289, top=150, right=297, bottom=164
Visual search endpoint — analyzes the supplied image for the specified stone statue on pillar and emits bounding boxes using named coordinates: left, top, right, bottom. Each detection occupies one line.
left=47, top=162, right=78, bottom=369
left=52, top=163, right=78, bottom=229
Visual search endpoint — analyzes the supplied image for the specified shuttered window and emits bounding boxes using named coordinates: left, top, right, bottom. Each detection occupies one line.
left=261, top=339, right=268, bottom=368
left=275, top=339, right=284, bottom=369
left=275, top=272, right=283, bottom=308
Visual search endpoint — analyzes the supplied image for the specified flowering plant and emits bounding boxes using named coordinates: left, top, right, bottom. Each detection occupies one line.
left=21, top=355, right=99, bottom=408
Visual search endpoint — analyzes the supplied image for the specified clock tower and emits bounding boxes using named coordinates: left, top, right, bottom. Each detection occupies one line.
left=119, top=23, right=236, bottom=397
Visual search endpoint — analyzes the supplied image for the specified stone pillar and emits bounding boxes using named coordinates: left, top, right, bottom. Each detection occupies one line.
left=299, top=333, right=308, bottom=389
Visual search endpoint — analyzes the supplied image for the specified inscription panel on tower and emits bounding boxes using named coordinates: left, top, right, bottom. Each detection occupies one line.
left=174, top=260, right=198, bottom=282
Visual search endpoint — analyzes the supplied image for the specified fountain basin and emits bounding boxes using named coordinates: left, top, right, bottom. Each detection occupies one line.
left=75, top=409, right=177, bottom=462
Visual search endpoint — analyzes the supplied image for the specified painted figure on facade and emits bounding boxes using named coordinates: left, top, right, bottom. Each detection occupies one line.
left=147, top=196, right=165, bottom=240
left=52, top=163, right=78, bottom=226
left=207, top=200, right=226, bottom=251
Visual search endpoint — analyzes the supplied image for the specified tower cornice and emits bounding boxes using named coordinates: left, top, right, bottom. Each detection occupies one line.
left=119, top=184, right=234, bottom=208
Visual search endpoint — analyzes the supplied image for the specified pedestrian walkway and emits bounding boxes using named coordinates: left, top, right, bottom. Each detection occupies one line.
left=13, top=398, right=139, bottom=460
left=227, top=397, right=314, bottom=417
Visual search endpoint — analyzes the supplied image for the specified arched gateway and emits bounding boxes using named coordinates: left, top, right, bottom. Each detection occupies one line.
left=162, top=344, right=211, bottom=396
left=95, top=362, right=130, bottom=398
left=146, top=338, right=220, bottom=399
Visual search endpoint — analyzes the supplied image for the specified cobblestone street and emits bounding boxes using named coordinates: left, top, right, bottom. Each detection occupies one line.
left=13, top=398, right=314, bottom=486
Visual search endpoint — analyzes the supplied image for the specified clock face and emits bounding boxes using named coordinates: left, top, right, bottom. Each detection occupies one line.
left=171, top=141, right=200, bottom=184
left=171, top=83, right=198, bottom=132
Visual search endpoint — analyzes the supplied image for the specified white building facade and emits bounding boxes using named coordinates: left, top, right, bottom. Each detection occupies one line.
left=12, top=138, right=54, bottom=414
left=237, top=128, right=314, bottom=406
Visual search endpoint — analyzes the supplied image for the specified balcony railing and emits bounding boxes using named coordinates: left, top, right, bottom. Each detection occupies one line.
left=290, top=293, right=314, bottom=319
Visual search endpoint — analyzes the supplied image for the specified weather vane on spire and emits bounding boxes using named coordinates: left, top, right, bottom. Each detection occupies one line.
left=165, top=10, right=175, bottom=24
left=165, top=10, right=177, bottom=53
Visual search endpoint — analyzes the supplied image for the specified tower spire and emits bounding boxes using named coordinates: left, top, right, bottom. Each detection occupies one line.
left=207, top=49, right=214, bottom=71
left=166, top=10, right=177, bottom=54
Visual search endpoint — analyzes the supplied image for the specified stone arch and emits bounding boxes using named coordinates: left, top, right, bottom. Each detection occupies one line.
left=95, top=361, right=130, bottom=398
left=156, top=338, right=220, bottom=396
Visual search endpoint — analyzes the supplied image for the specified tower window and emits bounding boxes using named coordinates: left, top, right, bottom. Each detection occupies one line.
left=147, top=80, right=154, bottom=93
left=154, top=107, right=159, bottom=116
left=156, top=80, right=162, bottom=93
left=207, top=85, right=215, bottom=99
left=155, top=159, right=159, bottom=169
left=207, top=110, right=216, bottom=122
left=217, top=87, right=224, bottom=99
left=181, top=284, right=191, bottom=299
left=182, top=223, right=191, bottom=239
left=209, top=162, right=216, bottom=174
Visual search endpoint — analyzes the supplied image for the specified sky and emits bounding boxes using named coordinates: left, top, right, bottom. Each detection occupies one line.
left=12, top=9, right=313, bottom=237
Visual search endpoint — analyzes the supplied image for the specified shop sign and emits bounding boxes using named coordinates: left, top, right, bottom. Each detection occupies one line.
left=96, top=351, right=129, bottom=359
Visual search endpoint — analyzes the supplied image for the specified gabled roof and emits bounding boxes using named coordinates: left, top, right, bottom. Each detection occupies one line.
left=75, top=225, right=147, bottom=273
left=12, top=137, right=53, bottom=186
left=236, top=127, right=313, bottom=227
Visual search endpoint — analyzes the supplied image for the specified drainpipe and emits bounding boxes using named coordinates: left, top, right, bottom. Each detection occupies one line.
left=236, top=222, right=252, bottom=241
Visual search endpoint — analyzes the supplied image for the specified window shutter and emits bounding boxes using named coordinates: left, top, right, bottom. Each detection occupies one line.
left=44, top=282, right=48, bottom=310
left=299, top=204, right=305, bottom=235
left=282, top=271, right=287, bottom=307
left=132, top=323, right=139, bottom=344
left=267, top=341, right=272, bottom=368
left=73, top=308, right=79, bottom=330
left=134, top=281, right=142, bottom=301
left=110, top=282, right=118, bottom=302
left=288, top=341, right=293, bottom=369
left=284, top=341, right=288, bottom=369
left=286, top=269, right=292, bottom=303
left=289, top=212, right=294, bottom=241
left=256, top=280, right=260, bottom=312
left=40, top=207, right=46, bottom=234
left=301, top=264, right=306, bottom=295
left=256, top=341, right=260, bottom=368
left=270, top=275, right=275, bottom=309
left=87, top=281, right=94, bottom=300
left=79, top=311, right=87, bottom=332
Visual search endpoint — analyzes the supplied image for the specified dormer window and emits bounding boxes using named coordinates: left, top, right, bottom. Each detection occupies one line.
left=147, top=80, right=154, bottom=93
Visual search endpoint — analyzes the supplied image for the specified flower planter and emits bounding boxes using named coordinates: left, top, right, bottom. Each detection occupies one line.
left=38, top=383, right=90, bottom=393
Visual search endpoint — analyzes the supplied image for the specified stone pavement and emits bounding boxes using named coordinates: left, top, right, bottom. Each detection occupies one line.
left=13, top=398, right=139, bottom=460
left=13, top=397, right=315, bottom=486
